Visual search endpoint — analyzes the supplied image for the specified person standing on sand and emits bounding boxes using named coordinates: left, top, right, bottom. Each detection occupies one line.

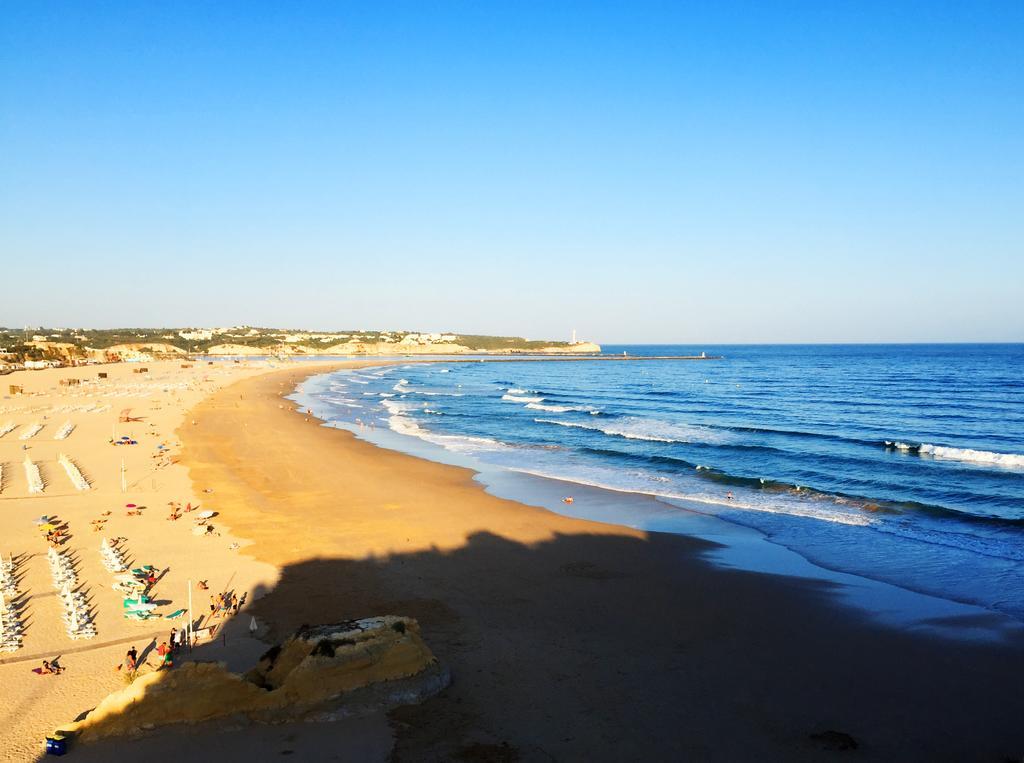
left=125, top=646, right=137, bottom=674
left=156, top=641, right=173, bottom=669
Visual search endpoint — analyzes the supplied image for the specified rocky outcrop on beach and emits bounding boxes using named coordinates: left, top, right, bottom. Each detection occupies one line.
left=57, top=616, right=448, bottom=743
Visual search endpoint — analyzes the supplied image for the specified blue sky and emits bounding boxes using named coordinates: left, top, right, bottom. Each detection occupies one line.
left=1, top=1, right=1021, bottom=342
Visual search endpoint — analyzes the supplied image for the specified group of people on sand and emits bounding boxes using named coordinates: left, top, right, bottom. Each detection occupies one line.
left=121, top=632, right=179, bottom=676
left=166, top=500, right=198, bottom=522
left=209, top=590, right=243, bottom=621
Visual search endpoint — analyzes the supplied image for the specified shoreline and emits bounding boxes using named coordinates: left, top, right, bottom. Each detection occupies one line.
left=174, top=364, right=1024, bottom=760
left=293, top=365, right=1024, bottom=638
left=4, top=359, right=1022, bottom=760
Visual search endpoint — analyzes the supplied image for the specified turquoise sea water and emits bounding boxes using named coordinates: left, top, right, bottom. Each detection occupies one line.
left=293, top=345, right=1024, bottom=626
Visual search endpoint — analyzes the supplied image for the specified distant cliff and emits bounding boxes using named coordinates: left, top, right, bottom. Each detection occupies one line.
left=1, top=327, right=600, bottom=361
left=204, top=341, right=601, bottom=356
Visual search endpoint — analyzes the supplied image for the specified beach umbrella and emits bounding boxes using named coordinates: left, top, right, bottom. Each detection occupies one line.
left=125, top=503, right=137, bottom=508
left=34, top=516, right=49, bottom=525
left=197, top=510, right=216, bottom=519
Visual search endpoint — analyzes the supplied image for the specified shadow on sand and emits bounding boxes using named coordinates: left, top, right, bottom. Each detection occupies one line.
left=39, top=529, right=1024, bottom=762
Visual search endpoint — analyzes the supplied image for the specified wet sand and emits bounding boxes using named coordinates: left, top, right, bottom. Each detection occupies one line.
left=175, top=365, right=1024, bottom=761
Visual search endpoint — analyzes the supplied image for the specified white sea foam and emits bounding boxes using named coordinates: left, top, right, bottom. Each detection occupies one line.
left=534, top=416, right=727, bottom=445
left=525, top=402, right=594, bottom=413
left=384, top=402, right=504, bottom=453
left=502, top=394, right=544, bottom=404
left=885, top=441, right=916, bottom=451
left=505, top=466, right=873, bottom=527
left=382, top=399, right=418, bottom=415
left=326, top=396, right=363, bottom=409
left=393, top=379, right=412, bottom=393
left=919, top=444, right=1024, bottom=469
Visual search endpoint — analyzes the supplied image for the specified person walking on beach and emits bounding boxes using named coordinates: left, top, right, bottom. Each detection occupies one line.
left=124, top=646, right=137, bottom=675
left=156, top=641, right=173, bottom=670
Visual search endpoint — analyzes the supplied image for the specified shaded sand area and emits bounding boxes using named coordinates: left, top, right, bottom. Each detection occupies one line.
left=5, top=361, right=1024, bottom=761
left=169, top=367, right=1022, bottom=761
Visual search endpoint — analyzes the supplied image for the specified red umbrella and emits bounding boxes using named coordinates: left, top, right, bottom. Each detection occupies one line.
left=125, top=503, right=137, bottom=508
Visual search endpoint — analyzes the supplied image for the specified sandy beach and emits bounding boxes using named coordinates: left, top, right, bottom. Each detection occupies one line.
left=4, top=361, right=1024, bottom=761
left=0, top=360, right=280, bottom=762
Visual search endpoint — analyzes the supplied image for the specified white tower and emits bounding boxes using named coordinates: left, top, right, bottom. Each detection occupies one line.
left=571, top=328, right=577, bottom=344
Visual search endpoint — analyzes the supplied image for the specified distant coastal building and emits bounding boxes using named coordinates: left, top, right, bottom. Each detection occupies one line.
left=179, top=329, right=214, bottom=341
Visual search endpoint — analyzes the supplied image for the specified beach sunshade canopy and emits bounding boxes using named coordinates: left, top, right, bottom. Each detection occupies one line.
left=34, top=516, right=49, bottom=525
left=197, top=510, right=216, bottom=519
left=125, top=503, right=137, bottom=508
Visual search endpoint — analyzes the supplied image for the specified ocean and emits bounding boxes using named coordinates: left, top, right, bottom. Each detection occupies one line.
left=291, top=344, right=1024, bottom=628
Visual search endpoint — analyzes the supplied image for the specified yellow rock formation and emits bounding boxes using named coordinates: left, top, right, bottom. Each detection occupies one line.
left=59, top=616, right=443, bottom=743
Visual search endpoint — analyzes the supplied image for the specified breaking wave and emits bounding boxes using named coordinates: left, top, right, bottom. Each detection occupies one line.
left=525, top=402, right=595, bottom=413
left=503, top=394, right=544, bottom=404
left=384, top=400, right=504, bottom=453
left=534, top=416, right=728, bottom=445
left=886, top=441, right=1024, bottom=469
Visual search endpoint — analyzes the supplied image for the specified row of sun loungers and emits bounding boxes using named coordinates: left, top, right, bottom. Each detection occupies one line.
left=0, top=555, right=23, bottom=652
left=47, top=548, right=96, bottom=640
left=19, top=422, right=43, bottom=440
left=100, top=538, right=128, bottom=573
left=60, top=587, right=97, bottom=640
left=58, top=453, right=90, bottom=491
left=53, top=421, right=75, bottom=440
left=0, top=554, right=17, bottom=598
left=51, top=403, right=108, bottom=413
left=48, top=547, right=77, bottom=589
left=24, top=457, right=44, bottom=494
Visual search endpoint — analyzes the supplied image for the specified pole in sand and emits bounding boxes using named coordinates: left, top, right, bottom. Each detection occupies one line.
left=120, top=458, right=126, bottom=493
